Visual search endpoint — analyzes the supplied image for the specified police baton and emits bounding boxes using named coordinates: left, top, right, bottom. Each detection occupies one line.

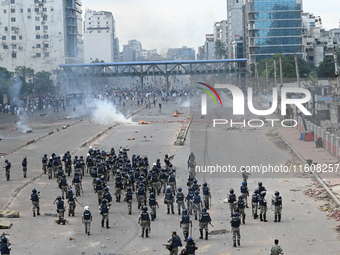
left=76, top=200, right=84, bottom=208
left=209, top=222, right=214, bottom=228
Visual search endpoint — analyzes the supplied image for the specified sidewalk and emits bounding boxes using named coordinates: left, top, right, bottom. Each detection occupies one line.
left=277, top=127, right=340, bottom=187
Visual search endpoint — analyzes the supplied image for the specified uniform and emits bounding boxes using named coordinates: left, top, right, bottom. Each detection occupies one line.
left=114, top=178, right=122, bottom=202
left=273, top=192, right=282, bottom=222
left=95, top=181, right=104, bottom=205
left=30, top=190, right=40, bottom=217
left=252, top=191, right=259, bottom=219
left=186, top=189, right=194, bottom=215
left=67, top=191, right=77, bottom=217
left=22, top=158, right=27, bottom=178
left=100, top=201, right=110, bottom=228
left=72, top=174, right=81, bottom=196
left=180, top=210, right=191, bottom=241
left=4, top=161, right=11, bottom=181
left=259, top=192, right=268, bottom=222
left=199, top=210, right=211, bottom=240
left=167, top=234, right=182, bottom=255
left=176, top=191, right=185, bottom=215
left=237, top=196, right=246, bottom=224
left=230, top=214, right=241, bottom=247
left=168, top=173, right=176, bottom=194
left=0, top=239, right=11, bottom=255
left=184, top=239, right=197, bottom=255
left=159, top=170, right=168, bottom=193
left=82, top=208, right=92, bottom=235
left=188, top=159, right=196, bottom=178
left=193, top=193, right=202, bottom=220
left=270, top=244, right=284, bottom=255
left=59, top=177, right=68, bottom=199
left=228, top=192, right=237, bottom=217
left=137, top=186, right=146, bottom=209
left=202, top=185, right=211, bottom=209
left=47, top=160, right=53, bottom=179
left=165, top=189, right=174, bottom=214
left=139, top=209, right=151, bottom=238
left=125, top=189, right=134, bottom=214
left=148, top=194, right=158, bottom=220
left=55, top=199, right=66, bottom=224
left=91, top=169, right=98, bottom=189
left=240, top=183, right=249, bottom=207
left=42, top=155, right=47, bottom=174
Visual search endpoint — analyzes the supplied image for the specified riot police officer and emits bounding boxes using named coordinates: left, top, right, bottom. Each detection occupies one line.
left=240, top=181, right=249, bottom=208
left=180, top=209, right=192, bottom=241
left=192, top=180, right=200, bottom=194
left=159, top=167, right=168, bottom=193
left=228, top=189, right=237, bottom=217
left=53, top=196, right=66, bottom=225
left=168, top=171, right=176, bottom=195
left=148, top=192, right=159, bottom=221
left=59, top=174, right=68, bottom=199
left=0, top=236, right=11, bottom=255
left=95, top=178, right=104, bottom=205
left=176, top=187, right=185, bottom=215
left=193, top=190, right=203, bottom=221
left=137, top=183, right=146, bottom=209
left=167, top=231, right=182, bottom=255
left=82, top=206, right=92, bottom=236
left=99, top=198, right=110, bottom=229
left=165, top=187, right=174, bottom=214
left=237, top=195, right=246, bottom=224
left=181, top=237, right=197, bottom=255
left=47, top=158, right=53, bottom=179
left=57, top=166, right=64, bottom=184
left=202, top=182, right=211, bottom=210
left=258, top=182, right=267, bottom=194
left=230, top=212, right=241, bottom=247
left=138, top=206, right=151, bottom=238
left=199, top=208, right=211, bottom=240
left=273, top=191, right=282, bottom=222
left=186, top=187, right=194, bottom=215
left=65, top=155, right=72, bottom=176
left=241, top=167, right=250, bottom=185
left=30, top=188, right=40, bottom=217
left=124, top=187, right=134, bottom=215
left=3, top=159, right=11, bottom=181
left=91, top=167, right=98, bottom=190
left=114, top=175, right=123, bottom=202
left=72, top=172, right=82, bottom=196
left=259, top=191, right=268, bottom=222
left=67, top=188, right=78, bottom=217
left=103, top=186, right=113, bottom=203
left=252, top=189, right=259, bottom=219
left=42, top=154, right=48, bottom=174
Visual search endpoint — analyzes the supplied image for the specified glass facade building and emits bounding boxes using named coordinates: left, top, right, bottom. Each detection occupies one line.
left=245, top=0, right=303, bottom=63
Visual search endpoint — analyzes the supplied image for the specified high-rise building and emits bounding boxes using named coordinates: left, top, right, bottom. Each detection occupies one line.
left=0, top=0, right=83, bottom=73
left=205, top=34, right=215, bottom=60
left=167, top=46, right=195, bottom=60
left=83, top=9, right=117, bottom=63
left=227, top=0, right=243, bottom=59
left=244, top=0, right=303, bottom=63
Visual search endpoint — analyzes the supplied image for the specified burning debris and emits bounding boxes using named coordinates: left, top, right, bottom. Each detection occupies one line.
left=139, top=121, right=148, bottom=125
left=172, top=110, right=183, bottom=117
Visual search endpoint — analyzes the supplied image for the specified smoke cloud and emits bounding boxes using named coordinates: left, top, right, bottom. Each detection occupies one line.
left=16, top=113, right=31, bottom=133
left=90, top=100, right=132, bottom=125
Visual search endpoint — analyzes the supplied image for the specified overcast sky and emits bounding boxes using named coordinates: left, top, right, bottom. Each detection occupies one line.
left=81, top=0, right=340, bottom=56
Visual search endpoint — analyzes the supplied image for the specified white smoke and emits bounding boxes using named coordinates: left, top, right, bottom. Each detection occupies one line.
left=90, top=100, right=132, bottom=125
left=259, top=94, right=274, bottom=107
left=9, top=77, right=22, bottom=102
left=181, top=99, right=190, bottom=107
left=16, top=113, right=30, bottom=133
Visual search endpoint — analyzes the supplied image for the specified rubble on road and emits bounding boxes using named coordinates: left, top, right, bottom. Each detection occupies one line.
left=327, top=211, right=340, bottom=221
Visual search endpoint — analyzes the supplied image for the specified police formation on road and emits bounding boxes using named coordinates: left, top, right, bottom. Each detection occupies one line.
left=1, top=149, right=283, bottom=254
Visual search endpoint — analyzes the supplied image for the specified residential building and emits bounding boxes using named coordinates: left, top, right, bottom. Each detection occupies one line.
left=227, top=0, right=243, bottom=59
left=213, top=20, right=228, bottom=46
left=0, top=0, right=83, bottom=73
left=122, top=39, right=142, bottom=62
left=83, top=9, right=117, bottom=63
left=244, top=0, right=303, bottom=63
left=205, top=34, right=215, bottom=60
left=167, top=46, right=195, bottom=60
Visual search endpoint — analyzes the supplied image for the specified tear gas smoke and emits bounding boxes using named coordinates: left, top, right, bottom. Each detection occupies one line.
left=90, top=100, right=132, bottom=125
left=16, top=113, right=30, bottom=133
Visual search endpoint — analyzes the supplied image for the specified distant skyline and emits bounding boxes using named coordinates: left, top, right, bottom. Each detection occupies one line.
left=81, top=0, right=340, bottom=56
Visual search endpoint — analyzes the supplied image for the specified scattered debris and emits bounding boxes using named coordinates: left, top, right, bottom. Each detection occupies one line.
left=172, top=110, right=183, bottom=117
left=0, top=222, right=12, bottom=229
left=290, top=189, right=301, bottom=191
left=15, top=119, right=22, bottom=122
left=40, top=113, right=47, bottom=116
left=209, top=229, right=229, bottom=235
left=139, top=121, right=148, bottom=125
left=304, top=188, right=323, bottom=197
left=127, top=138, right=135, bottom=140
left=26, top=129, right=33, bottom=133
left=44, top=212, right=58, bottom=217
left=9, top=128, right=17, bottom=131
left=328, top=211, right=340, bottom=221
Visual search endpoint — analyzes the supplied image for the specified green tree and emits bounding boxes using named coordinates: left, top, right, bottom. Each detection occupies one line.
left=317, top=47, right=340, bottom=78
left=34, top=71, right=54, bottom=94
left=0, top=67, right=14, bottom=97
left=91, top=58, right=105, bottom=63
left=214, top=40, right=227, bottom=59
left=15, top=66, right=34, bottom=95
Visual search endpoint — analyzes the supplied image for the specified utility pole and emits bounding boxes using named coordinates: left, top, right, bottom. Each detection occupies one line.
left=255, top=62, right=259, bottom=92
left=333, top=46, right=340, bottom=96
left=294, top=55, right=301, bottom=88
left=273, top=59, right=277, bottom=88
left=266, top=61, right=269, bottom=93
left=279, top=56, right=283, bottom=88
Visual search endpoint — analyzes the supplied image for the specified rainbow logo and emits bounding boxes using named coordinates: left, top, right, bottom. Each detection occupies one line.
left=197, top=82, right=223, bottom=106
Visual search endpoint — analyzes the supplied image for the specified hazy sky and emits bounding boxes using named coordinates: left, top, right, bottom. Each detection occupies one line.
left=81, top=0, right=340, bottom=55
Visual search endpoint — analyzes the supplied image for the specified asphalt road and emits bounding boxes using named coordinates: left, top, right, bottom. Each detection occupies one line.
left=0, top=95, right=339, bottom=254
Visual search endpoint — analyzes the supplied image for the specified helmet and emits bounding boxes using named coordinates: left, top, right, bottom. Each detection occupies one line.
left=102, top=149, right=104, bottom=151
left=75, top=172, right=79, bottom=176
left=230, top=189, right=234, bottom=194
left=166, top=187, right=171, bottom=191
left=242, top=181, right=246, bottom=186
left=182, top=209, right=188, bottom=215
left=153, top=163, right=156, bottom=166
left=150, top=192, right=155, bottom=197
left=169, top=163, right=173, bottom=167
left=188, top=187, right=193, bottom=192
left=75, top=156, right=78, bottom=159
left=96, top=177, right=100, bottom=182
left=117, top=170, right=120, bottom=174
left=5, top=159, right=8, bottom=163
left=102, top=198, right=107, bottom=204
left=104, top=187, right=109, bottom=192
left=194, top=190, right=199, bottom=195
left=165, top=154, right=168, bottom=158
left=84, top=206, right=89, bottom=211
left=100, top=176, right=104, bottom=180
left=93, top=167, right=97, bottom=170
left=187, top=237, right=193, bottom=242
left=136, top=168, right=140, bottom=171
left=202, top=207, right=207, bottom=212
left=127, top=187, right=131, bottom=191
left=260, top=191, right=266, bottom=197
left=258, top=182, right=262, bottom=187
left=238, top=195, right=243, bottom=200
left=57, top=196, right=61, bottom=200
left=275, top=191, right=280, bottom=196
left=139, top=183, right=143, bottom=187
left=193, top=179, right=197, bottom=184
left=62, top=174, right=66, bottom=178
left=178, top=187, right=182, bottom=192
left=169, top=171, right=173, bottom=175
left=32, top=188, right=37, bottom=193
left=233, top=212, right=238, bottom=217
left=203, top=182, right=207, bottom=187
left=254, top=189, right=258, bottom=194
left=80, top=156, right=83, bottom=158
left=44, top=154, right=47, bottom=157
left=156, top=158, right=160, bottom=163
left=1, top=236, right=7, bottom=243
left=142, top=206, right=147, bottom=212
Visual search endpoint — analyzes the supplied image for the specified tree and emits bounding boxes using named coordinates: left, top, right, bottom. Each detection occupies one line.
left=15, top=66, right=34, bottom=95
left=317, top=47, right=340, bottom=78
left=34, top=71, right=54, bottom=94
left=0, top=67, right=14, bottom=97
left=214, top=40, right=227, bottom=59
left=91, top=58, right=105, bottom=63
